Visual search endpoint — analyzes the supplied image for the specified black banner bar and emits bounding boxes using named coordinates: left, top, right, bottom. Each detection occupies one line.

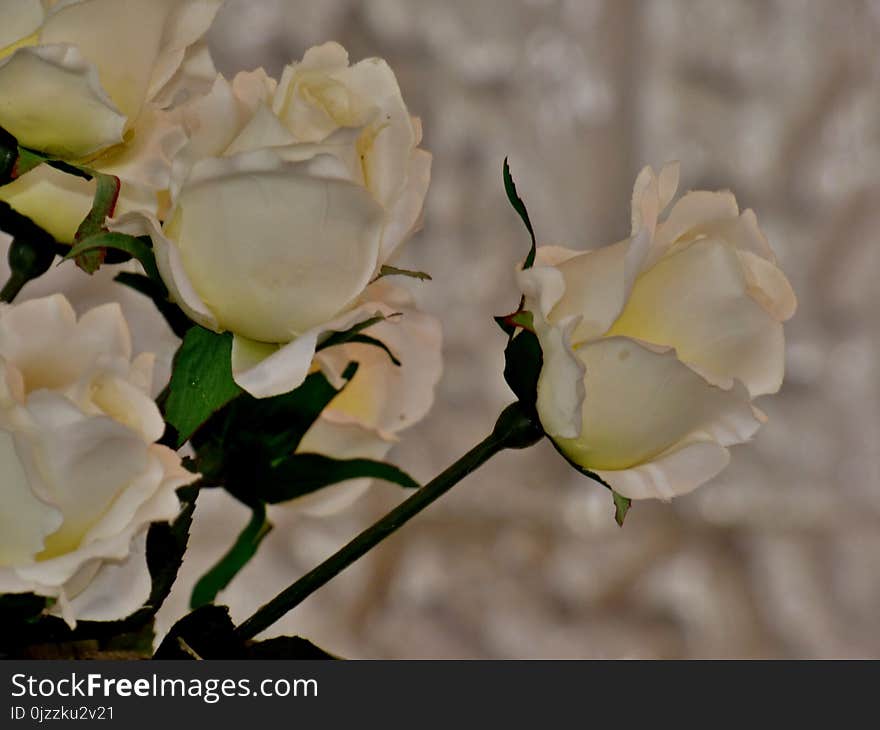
left=0, top=660, right=874, bottom=727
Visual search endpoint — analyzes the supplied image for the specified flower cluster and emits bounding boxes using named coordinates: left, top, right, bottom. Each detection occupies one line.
left=0, top=0, right=795, bottom=652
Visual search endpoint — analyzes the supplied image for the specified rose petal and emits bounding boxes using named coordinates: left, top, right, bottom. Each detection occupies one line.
left=0, top=427, right=62, bottom=566
left=93, top=103, right=187, bottom=193
left=738, top=250, right=797, bottom=322
left=1, top=296, right=135, bottom=399
left=0, top=163, right=95, bottom=243
left=22, top=392, right=151, bottom=561
left=60, top=531, right=151, bottom=623
left=145, top=0, right=223, bottom=103
left=316, top=285, right=443, bottom=434
left=0, top=0, right=44, bottom=53
left=544, top=239, right=629, bottom=343
left=231, top=300, right=397, bottom=399
left=172, top=156, right=385, bottom=343
left=596, top=436, right=731, bottom=501
left=552, top=337, right=761, bottom=474
left=0, top=44, right=126, bottom=157
left=341, top=56, right=417, bottom=208
left=39, top=0, right=176, bottom=122
left=607, top=237, right=786, bottom=396
left=379, top=148, right=432, bottom=261
left=534, top=315, right=586, bottom=440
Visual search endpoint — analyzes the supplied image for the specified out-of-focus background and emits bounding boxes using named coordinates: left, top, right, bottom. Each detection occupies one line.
left=159, top=0, right=880, bottom=658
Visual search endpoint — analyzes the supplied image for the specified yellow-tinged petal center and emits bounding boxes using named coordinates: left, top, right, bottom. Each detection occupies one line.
left=0, top=31, right=38, bottom=61
left=552, top=338, right=753, bottom=471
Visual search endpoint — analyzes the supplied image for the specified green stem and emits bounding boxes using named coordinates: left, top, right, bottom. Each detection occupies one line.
left=0, top=271, right=27, bottom=303
left=234, top=401, right=544, bottom=641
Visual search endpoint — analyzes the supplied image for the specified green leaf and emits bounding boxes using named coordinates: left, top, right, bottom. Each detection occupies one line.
left=189, top=365, right=359, bottom=500
left=503, top=328, right=543, bottom=407
left=503, top=157, right=536, bottom=269
left=612, top=490, right=631, bottom=527
left=232, top=367, right=353, bottom=462
left=260, top=453, right=420, bottom=503
left=375, top=264, right=432, bottom=282
left=66, top=231, right=161, bottom=282
left=154, top=605, right=337, bottom=660
left=164, top=327, right=242, bottom=447
left=143, top=487, right=199, bottom=612
left=153, top=605, right=242, bottom=660
left=190, top=503, right=272, bottom=609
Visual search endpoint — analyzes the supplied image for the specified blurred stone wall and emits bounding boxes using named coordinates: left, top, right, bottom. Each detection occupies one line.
left=158, top=0, right=880, bottom=658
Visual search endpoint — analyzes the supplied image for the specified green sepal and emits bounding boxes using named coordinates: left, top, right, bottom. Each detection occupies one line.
left=70, top=172, right=120, bottom=273
left=502, top=327, right=543, bottom=407
left=317, top=313, right=402, bottom=365
left=503, top=157, right=537, bottom=270
left=549, top=439, right=632, bottom=526
left=611, top=491, right=632, bottom=527
left=65, top=231, right=161, bottom=283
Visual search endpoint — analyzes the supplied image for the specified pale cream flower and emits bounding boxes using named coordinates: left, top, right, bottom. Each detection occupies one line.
left=0, top=0, right=223, bottom=241
left=115, top=42, right=432, bottom=398
left=0, top=293, right=194, bottom=626
left=518, top=163, right=796, bottom=500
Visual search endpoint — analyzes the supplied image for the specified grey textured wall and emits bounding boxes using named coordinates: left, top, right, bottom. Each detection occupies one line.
left=159, top=0, right=880, bottom=658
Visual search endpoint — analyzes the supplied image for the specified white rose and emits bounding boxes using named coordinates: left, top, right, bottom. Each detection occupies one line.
left=0, top=0, right=223, bottom=241
left=0, top=293, right=195, bottom=626
left=0, top=232, right=181, bottom=395
left=518, top=163, right=796, bottom=501
left=291, top=281, right=442, bottom=515
left=115, top=42, right=432, bottom=398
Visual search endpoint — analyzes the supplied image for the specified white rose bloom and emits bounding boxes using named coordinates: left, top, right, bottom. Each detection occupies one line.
left=518, top=163, right=797, bottom=501
left=0, top=293, right=195, bottom=626
left=291, top=281, right=442, bottom=515
left=115, top=42, right=432, bottom=398
left=0, top=0, right=223, bottom=241
left=0, top=232, right=181, bottom=395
